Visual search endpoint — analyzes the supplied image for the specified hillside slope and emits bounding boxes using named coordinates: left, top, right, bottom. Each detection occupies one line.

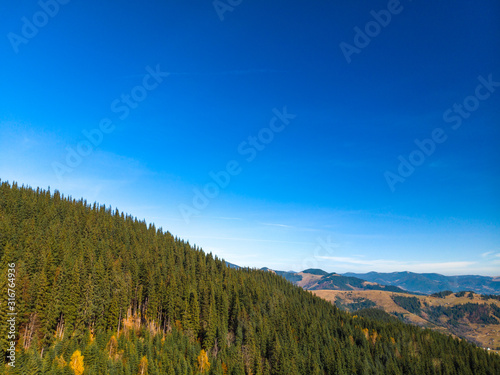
left=1, top=181, right=499, bottom=374
left=313, top=289, right=500, bottom=354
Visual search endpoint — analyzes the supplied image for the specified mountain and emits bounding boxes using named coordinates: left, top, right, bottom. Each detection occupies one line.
left=225, top=261, right=241, bottom=269
left=269, top=268, right=414, bottom=294
left=301, top=268, right=329, bottom=276
left=1, top=180, right=499, bottom=374
left=313, top=289, right=500, bottom=354
left=343, top=271, right=500, bottom=295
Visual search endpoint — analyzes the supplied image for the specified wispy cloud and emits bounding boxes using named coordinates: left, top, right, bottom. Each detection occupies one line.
left=318, top=255, right=476, bottom=274
left=481, top=251, right=500, bottom=259
left=190, top=235, right=314, bottom=246
left=260, top=222, right=295, bottom=228
left=259, top=222, right=323, bottom=233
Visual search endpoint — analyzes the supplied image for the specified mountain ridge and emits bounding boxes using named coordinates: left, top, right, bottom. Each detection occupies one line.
left=260, top=267, right=500, bottom=296
left=343, top=271, right=500, bottom=295
left=261, top=268, right=419, bottom=294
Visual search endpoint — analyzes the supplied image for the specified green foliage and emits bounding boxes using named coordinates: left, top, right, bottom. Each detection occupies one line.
left=1, top=180, right=500, bottom=374
left=335, top=297, right=376, bottom=312
left=355, top=308, right=400, bottom=323
left=431, top=290, right=454, bottom=298
left=428, top=303, right=499, bottom=325
left=309, top=273, right=409, bottom=293
left=481, top=294, right=500, bottom=301
left=391, top=295, right=422, bottom=315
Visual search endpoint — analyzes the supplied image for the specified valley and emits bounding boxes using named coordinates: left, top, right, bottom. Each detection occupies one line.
left=311, top=289, right=500, bottom=354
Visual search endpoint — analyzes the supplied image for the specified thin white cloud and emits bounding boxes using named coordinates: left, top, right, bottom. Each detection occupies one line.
left=190, top=235, right=314, bottom=246
left=318, top=255, right=476, bottom=274
left=259, top=222, right=323, bottom=233
left=260, top=222, right=295, bottom=228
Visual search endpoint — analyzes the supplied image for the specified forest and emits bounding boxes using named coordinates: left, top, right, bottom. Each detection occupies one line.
left=1, top=180, right=500, bottom=374
left=427, top=303, right=499, bottom=326
left=391, top=296, right=422, bottom=315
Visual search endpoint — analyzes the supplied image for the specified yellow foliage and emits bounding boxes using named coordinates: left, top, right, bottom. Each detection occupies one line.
left=432, top=358, right=442, bottom=369
left=362, top=328, right=369, bottom=341
left=390, top=337, right=396, bottom=345
left=107, top=335, right=119, bottom=359
left=222, top=362, right=228, bottom=375
left=70, top=350, right=84, bottom=375
left=138, top=356, right=148, bottom=375
left=54, top=355, right=67, bottom=369
left=197, top=349, right=211, bottom=373
left=370, top=330, right=378, bottom=344
left=175, top=319, right=183, bottom=331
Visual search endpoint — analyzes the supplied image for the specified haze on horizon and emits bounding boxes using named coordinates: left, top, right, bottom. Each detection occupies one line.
left=1, top=0, right=499, bottom=276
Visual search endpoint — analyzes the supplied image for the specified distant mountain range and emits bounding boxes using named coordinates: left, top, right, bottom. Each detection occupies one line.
left=255, top=267, right=500, bottom=295
left=262, top=268, right=416, bottom=294
left=343, top=271, right=500, bottom=295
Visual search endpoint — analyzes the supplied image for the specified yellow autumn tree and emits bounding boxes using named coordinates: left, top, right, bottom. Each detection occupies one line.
left=54, top=355, right=67, bottom=369
left=107, top=335, right=118, bottom=359
left=69, top=350, right=84, bottom=375
left=138, top=356, right=148, bottom=375
left=197, top=349, right=210, bottom=373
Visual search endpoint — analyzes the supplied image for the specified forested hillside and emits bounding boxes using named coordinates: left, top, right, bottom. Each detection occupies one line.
left=1, top=181, right=499, bottom=374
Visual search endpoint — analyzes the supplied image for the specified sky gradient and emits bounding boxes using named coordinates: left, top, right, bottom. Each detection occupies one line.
left=1, top=0, right=499, bottom=275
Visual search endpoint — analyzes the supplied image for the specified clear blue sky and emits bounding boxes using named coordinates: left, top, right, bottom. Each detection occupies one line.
left=1, top=0, right=499, bottom=275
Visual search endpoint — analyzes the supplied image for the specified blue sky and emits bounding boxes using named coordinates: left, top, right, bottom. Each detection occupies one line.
left=1, top=0, right=499, bottom=275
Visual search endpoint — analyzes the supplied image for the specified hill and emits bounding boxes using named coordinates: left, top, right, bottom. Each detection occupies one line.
left=270, top=269, right=413, bottom=294
left=1, top=180, right=499, bottom=374
left=343, top=271, right=500, bottom=295
left=302, top=268, right=329, bottom=276
left=312, top=289, right=500, bottom=354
